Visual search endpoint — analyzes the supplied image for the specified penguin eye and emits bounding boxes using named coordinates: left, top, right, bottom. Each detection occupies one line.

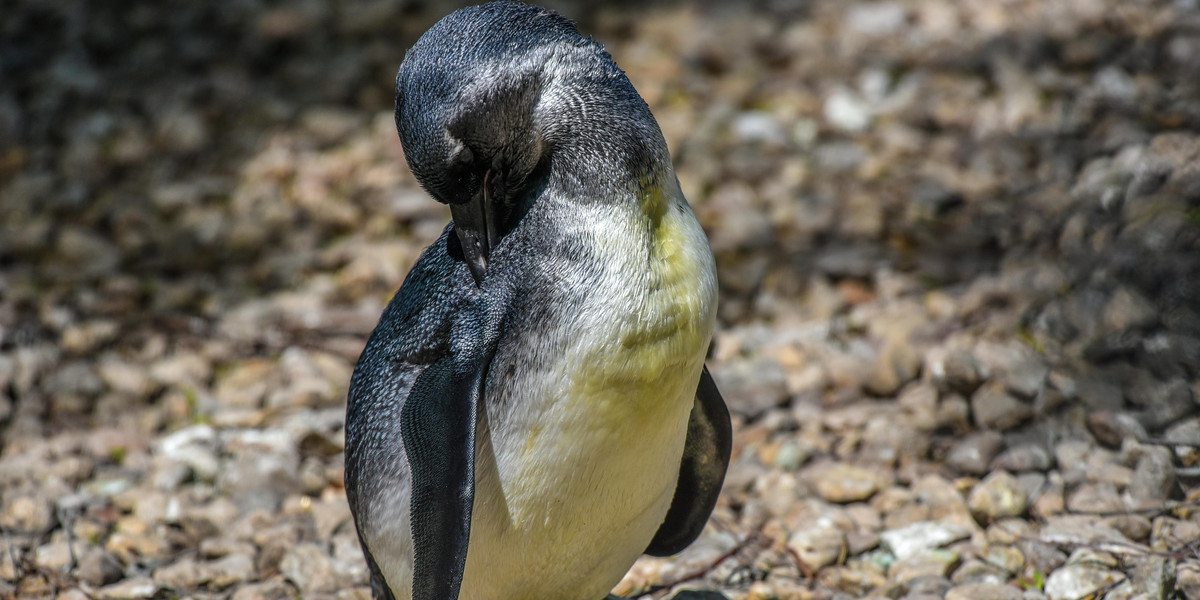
left=450, top=142, right=474, bottom=166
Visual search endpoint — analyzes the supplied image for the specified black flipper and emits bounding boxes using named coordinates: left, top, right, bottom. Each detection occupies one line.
left=645, top=366, right=732, bottom=556
left=400, top=350, right=489, bottom=600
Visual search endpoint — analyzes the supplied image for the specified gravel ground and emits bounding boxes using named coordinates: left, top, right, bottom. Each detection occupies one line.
left=3, top=1, right=1200, bottom=599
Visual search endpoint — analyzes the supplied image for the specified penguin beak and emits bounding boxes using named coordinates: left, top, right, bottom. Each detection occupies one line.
left=450, top=169, right=495, bottom=287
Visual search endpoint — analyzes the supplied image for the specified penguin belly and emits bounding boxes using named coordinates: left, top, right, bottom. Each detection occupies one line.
left=461, top=196, right=718, bottom=600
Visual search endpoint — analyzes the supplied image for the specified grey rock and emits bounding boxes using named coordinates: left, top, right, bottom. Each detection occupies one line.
left=946, top=430, right=1004, bottom=476
left=949, top=559, right=1010, bottom=586
left=1125, top=555, right=1175, bottom=600
left=1179, top=562, right=1200, bottom=600
left=99, top=577, right=160, bottom=600
left=1086, top=411, right=1148, bottom=447
left=158, top=424, right=220, bottom=482
left=710, top=357, right=789, bottom=419
left=1004, top=359, right=1048, bottom=400
left=1075, top=377, right=1125, bottom=411
left=34, top=540, right=73, bottom=570
left=991, top=444, right=1054, bottom=473
left=1150, top=517, right=1200, bottom=553
left=944, top=582, right=1022, bottom=600
left=231, top=577, right=296, bottom=600
left=809, top=463, right=883, bottom=503
left=1, top=495, right=55, bottom=535
left=906, top=575, right=952, bottom=596
left=786, top=521, right=846, bottom=571
left=887, top=549, right=959, bottom=583
left=1065, top=482, right=1125, bottom=514
left=279, top=542, right=338, bottom=594
left=933, top=349, right=987, bottom=396
left=1131, top=377, right=1194, bottom=430
left=968, top=472, right=1028, bottom=523
left=1130, top=446, right=1176, bottom=505
left=864, top=337, right=922, bottom=397
left=971, top=385, right=1033, bottom=430
left=880, top=521, right=971, bottom=560
left=154, top=557, right=210, bottom=589
left=77, top=546, right=123, bottom=586
left=1044, top=563, right=1125, bottom=600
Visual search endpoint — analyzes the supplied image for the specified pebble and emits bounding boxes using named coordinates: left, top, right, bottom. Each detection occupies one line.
left=1178, top=563, right=1200, bottom=600
left=786, top=521, right=846, bottom=570
left=887, top=549, right=959, bottom=583
left=991, top=444, right=1054, bottom=473
left=944, top=582, right=1023, bottom=600
left=99, top=577, right=159, bottom=600
left=950, top=559, right=1009, bottom=586
left=231, top=577, right=296, bottom=600
left=931, top=349, right=987, bottom=396
left=946, top=431, right=1004, bottom=476
left=1, top=496, right=55, bottom=535
left=810, top=463, right=884, bottom=503
left=1044, top=563, right=1125, bottom=600
left=967, top=472, right=1028, bottom=523
left=879, top=521, right=970, bottom=560
left=971, top=385, right=1033, bottom=430
left=279, top=542, right=338, bottom=594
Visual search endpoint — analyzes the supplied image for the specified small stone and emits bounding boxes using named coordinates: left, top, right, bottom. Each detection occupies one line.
left=1178, top=562, right=1200, bottom=600
left=158, top=424, right=220, bottom=481
left=1130, top=446, right=1176, bottom=506
left=231, top=577, right=295, bottom=600
left=888, top=549, right=959, bottom=583
left=34, top=540, right=73, bottom=570
left=208, top=553, right=256, bottom=589
left=787, top=521, right=846, bottom=571
left=1150, top=517, right=1200, bottom=553
left=971, top=385, right=1033, bottom=430
left=969, top=472, right=1028, bottom=525
left=279, top=542, right=338, bottom=594
left=945, top=582, right=1022, bottom=600
left=1075, top=377, right=1125, bottom=411
left=864, top=338, right=922, bottom=397
left=1005, top=359, right=1048, bottom=400
left=810, top=463, right=883, bottom=503
left=711, top=358, right=789, bottom=419
left=982, top=544, right=1025, bottom=574
left=879, top=521, right=971, bottom=560
left=1125, top=555, right=1174, bottom=600
left=815, top=565, right=886, bottom=597
left=950, top=558, right=1009, bottom=585
left=99, top=577, right=159, bottom=600
left=1044, top=564, right=1125, bottom=600
left=1086, top=411, right=1148, bottom=447
left=932, top=349, right=987, bottom=396
left=2, top=496, right=55, bottom=534
left=1065, top=482, right=1125, bottom=514
left=991, top=444, right=1054, bottom=473
left=154, top=557, right=209, bottom=589
left=824, top=88, right=872, bottom=133
left=946, top=431, right=1004, bottom=476
left=77, top=547, right=123, bottom=586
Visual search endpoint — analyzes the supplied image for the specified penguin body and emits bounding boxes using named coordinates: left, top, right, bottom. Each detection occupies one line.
left=343, top=4, right=731, bottom=600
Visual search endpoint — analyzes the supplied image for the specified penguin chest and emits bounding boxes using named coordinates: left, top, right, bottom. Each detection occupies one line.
left=461, top=194, right=718, bottom=599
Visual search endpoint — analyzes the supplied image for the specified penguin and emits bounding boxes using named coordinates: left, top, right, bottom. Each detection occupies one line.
left=343, top=3, right=731, bottom=600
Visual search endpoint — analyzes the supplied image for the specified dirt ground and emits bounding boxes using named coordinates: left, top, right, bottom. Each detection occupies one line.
left=2, top=0, right=1200, bottom=599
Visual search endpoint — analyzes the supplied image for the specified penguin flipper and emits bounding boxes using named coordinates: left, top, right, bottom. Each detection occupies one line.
left=645, top=366, right=732, bottom=556
left=400, top=352, right=488, bottom=600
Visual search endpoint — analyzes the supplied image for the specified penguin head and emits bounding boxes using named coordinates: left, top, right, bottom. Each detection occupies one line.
left=394, top=1, right=663, bottom=285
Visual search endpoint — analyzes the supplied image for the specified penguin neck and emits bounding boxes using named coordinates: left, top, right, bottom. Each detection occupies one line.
left=538, top=80, right=673, bottom=206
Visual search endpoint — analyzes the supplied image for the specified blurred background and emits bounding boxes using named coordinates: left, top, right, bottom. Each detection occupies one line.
left=2, top=0, right=1199, bottom=599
